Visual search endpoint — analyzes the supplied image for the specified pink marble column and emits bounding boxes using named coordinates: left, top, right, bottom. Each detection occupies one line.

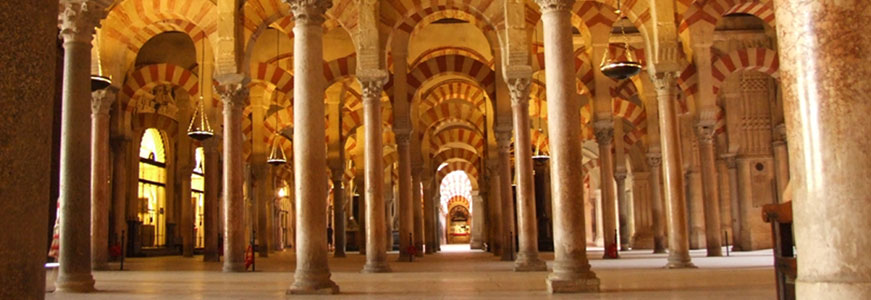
left=774, top=0, right=871, bottom=297
left=285, top=0, right=338, bottom=294
left=646, top=152, right=666, bottom=253
left=90, top=87, right=116, bottom=270
left=696, top=125, right=722, bottom=256
left=395, top=132, right=413, bottom=261
left=360, top=73, right=391, bottom=273
left=111, top=137, right=130, bottom=258
left=771, top=123, right=790, bottom=203
left=506, top=68, right=546, bottom=271
left=56, top=1, right=108, bottom=292
left=411, top=166, right=424, bottom=257
left=535, top=0, right=600, bottom=293
left=653, top=72, right=695, bottom=268
left=202, top=138, right=221, bottom=262
left=593, top=120, right=618, bottom=257
left=215, top=76, right=248, bottom=272
left=0, top=0, right=57, bottom=297
left=494, top=130, right=516, bottom=262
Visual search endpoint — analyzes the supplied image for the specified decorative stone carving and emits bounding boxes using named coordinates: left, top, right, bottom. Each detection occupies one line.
left=495, top=131, right=512, bottom=153
left=284, top=0, right=333, bottom=25
left=507, top=76, right=531, bottom=106
left=215, top=75, right=250, bottom=110
left=696, top=125, right=716, bottom=144
left=653, top=72, right=677, bottom=94
left=58, top=0, right=110, bottom=43
left=357, top=73, right=388, bottom=105
left=593, top=120, right=614, bottom=145
left=91, top=86, right=117, bottom=116
left=614, top=170, right=627, bottom=182
left=136, top=85, right=179, bottom=117
left=646, top=152, right=662, bottom=169
left=534, top=0, right=575, bottom=13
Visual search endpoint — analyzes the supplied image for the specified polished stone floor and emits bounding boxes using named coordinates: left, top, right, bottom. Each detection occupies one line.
left=47, top=245, right=775, bottom=299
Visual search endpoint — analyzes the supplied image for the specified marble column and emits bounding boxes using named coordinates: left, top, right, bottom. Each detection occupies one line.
left=90, top=87, right=116, bottom=270
left=0, top=0, right=56, bottom=297
left=360, top=73, right=391, bottom=273
left=774, top=1, right=871, bottom=297
left=721, top=153, right=741, bottom=251
left=331, top=170, right=346, bottom=257
left=593, top=120, right=618, bottom=258
left=285, top=0, right=338, bottom=293
left=487, top=162, right=503, bottom=256
left=202, top=138, right=221, bottom=262
left=696, top=125, right=722, bottom=256
left=56, top=1, right=108, bottom=292
left=495, top=130, right=516, bottom=262
left=716, top=156, right=733, bottom=243
left=176, top=100, right=194, bottom=258
left=254, top=161, right=270, bottom=257
left=771, top=123, right=789, bottom=203
left=614, top=170, right=629, bottom=251
left=395, top=132, right=413, bottom=261
left=646, top=152, right=666, bottom=253
left=536, top=0, right=600, bottom=293
left=505, top=69, right=546, bottom=271
left=215, top=77, right=248, bottom=272
left=411, top=167, right=424, bottom=257
left=111, top=137, right=130, bottom=257
left=653, top=72, right=695, bottom=268
left=470, top=192, right=485, bottom=249
left=423, top=175, right=437, bottom=254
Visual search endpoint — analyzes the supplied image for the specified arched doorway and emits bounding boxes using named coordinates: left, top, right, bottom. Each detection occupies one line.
left=439, top=170, right=474, bottom=245
left=138, top=128, right=169, bottom=248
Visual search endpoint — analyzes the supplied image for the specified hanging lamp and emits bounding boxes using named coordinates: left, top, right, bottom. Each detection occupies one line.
left=599, top=0, right=642, bottom=80
left=532, top=99, right=550, bottom=161
left=267, top=136, right=288, bottom=165
left=188, top=38, right=214, bottom=140
left=91, top=30, right=112, bottom=91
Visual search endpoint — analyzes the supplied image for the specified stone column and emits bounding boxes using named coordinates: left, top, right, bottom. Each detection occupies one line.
left=696, top=125, right=722, bottom=256
left=423, top=175, right=437, bottom=254
left=254, top=162, right=270, bottom=257
left=775, top=1, right=871, bottom=297
left=395, top=132, right=413, bottom=261
left=111, top=137, right=130, bottom=256
left=411, top=166, right=424, bottom=257
left=646, top=152, right=666, bottom=253
left=470, top=192, right=485, bottom=249
left=202, top=138, right=221, bottom=262
left=614, top=170, right=629, bottom=251
left=487, top=162, right=503, bottom=256
left=593, top=120, right=618, bottom=257
left=360, top=73, right=391, bottom=273
left=771, top=123, right=789, bottom=203
left=721, top=153, right=741, bottom=251
left=176, top=99, right=194, bottom=258
left=285, top=0, right=338, bottom=293
left=90, top=87, right=115, bottom=270
left=215, top=77, right=248, bottom=272
left=56, top=1, right=108, bottom=292
left=505, top=68, right=546, bottom=271
left=495, top=130, right=516, bottom=262
left=0, top=0, right=56, bottom=297
left=536, top=0, right=600, bottom=293
left=716, top=156, right=733, bottom=243
left=653, top=72, right=695, bottom=268
left=331, top=170, right=346, bottom=257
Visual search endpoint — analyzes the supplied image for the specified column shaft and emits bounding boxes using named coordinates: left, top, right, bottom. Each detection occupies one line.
left=724, top=154, right=741, bottom=251
left=396, top=134, right=413, bottom=261
left=361, top=75, right=390, bottom=273
left=772, top=124, right=790, bottom=203
left=614, top=171, right=629, bottom=251
left=654, top=72, right=695, bottom=268
left=91, top=89, right=115, bottom=269
left=536, top=0, right=599, bottom=293
left=775, top=0, right=871, bottom=297
left=487, top=164, right=503, bottom=256
left=111, top=138, right=129, bottom=258
left=218, top=80, right=247, bottom=272
left=697, top=126, right=722, bottom=256
left=286, top=0, right=338, bottom=293
left=647, top=153, right=666, bottom=253
left=332, top=174, right=346, bottom=257
left=495, top=132, right=516, bottom=262
left=203, top=140, right=220, bottom=262
left=594, top=121, right=618, bottom=257
left=423, top=177, right=437, bottom=254
left=411, top=169, right=424, bottom=256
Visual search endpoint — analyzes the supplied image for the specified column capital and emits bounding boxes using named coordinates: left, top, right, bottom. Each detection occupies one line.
left=91, top=86, right=117, bottom=116
left=505, top=65, right=532, bottom=106
left=652, top=72, right=678, bottom=94
left=614, top=170, right=627, bottom=181
left=720, top=152, right=737, bottom=169
left=357, top=70, right=388, bottom=105
left=395, top=132, right=411, bottom=145
left=58, top=0, right=110, bottom=43
left=215, top=74, right=250, bottom=109
left=772, top=123, right=787, bottom=144
left=695, top=124, right=716, bottom=144
left=534, top=0, right=575, bottom=13
left=495, top=130, right=512, bottom=152
left=593, top=119, right=614, bottom=145
left=284, top=0, right=333, bottom=25
left=646, top=152, right=662, bottom=169
left=330, top=168, right=344, bottom=183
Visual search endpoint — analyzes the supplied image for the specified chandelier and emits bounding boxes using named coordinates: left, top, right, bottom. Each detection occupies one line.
left=188, top=38, right=214, bottom=140
left=267, top=135, right=288, bottom=166
left=599, top=0, right=642, bottom=80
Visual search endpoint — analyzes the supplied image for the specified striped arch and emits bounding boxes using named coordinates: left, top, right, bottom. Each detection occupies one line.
left=419, top=79, right=489, bottom=113
left=341, top=105, right=394, bottom=138
left=581, top=159, right=600, bottom=176
left=250, top=62, right=294, bottom=95
left=264, top=106, right=294, bottom=138
left=679, top=0, right=775, bottom=34
left=436, top=161, right=480, bottom=186
left=133, top=113, right=179, bottom=138
left=241, top=0, right=353, bottom=47
left=411, top=47, right=492, bottom=70
left=272, top=164, right=293, bottom=182
left=121, top=63, right=201, bottom=114
left=429, top=128, right=486, bottom=154
left=103, top=0, right=217, bottom=53
left=324, top=54, right=357, bottom=86
left=385, top=0, right=502, bottom=38
left=612, top=99, right=647, bottom=129
left=433, top=148, right=480, bottom=168
left=419, top=102, right=486, bottom=134
left=407, top=54, right=496, bottom=99
left=676, top=62, right=697, bottom=113
left=711, top=47, right=779, bottom=96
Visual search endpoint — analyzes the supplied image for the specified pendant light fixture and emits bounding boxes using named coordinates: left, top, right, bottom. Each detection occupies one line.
left=188, top=37, right=214, bottom=140
left=532, top=98, right=549, bottom=161
left=599, top=0, right=642, bottom=80
left=91, top=30, right=112, bottom=91
left=267, top=135, right=288, bottom=166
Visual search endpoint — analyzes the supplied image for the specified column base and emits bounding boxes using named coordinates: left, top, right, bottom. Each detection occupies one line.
left=706, top=247, right=723, bottom=257
left=470, top=240, right=484, bottom=249
left=664, top=259, right=697, bottom=269
left=414, top=243, right=424, bottom=257
left=362, top=261, right=392, bottom=273
left=397, top=253, right=412, bottom=262
left=546, top=273, right=600, bottom=293
left=55, top=273, right=95, bottom=293
left=223, top=262, right=246, bottom=272
left=653, top=248, right=667, bottom=254
left=334, top=251, right=346, bottom=258
left=287, top=280, right=340, bottom=295
left=514, top=255, right=547, bottom=272
left=797, top=278, right=871, bottom=299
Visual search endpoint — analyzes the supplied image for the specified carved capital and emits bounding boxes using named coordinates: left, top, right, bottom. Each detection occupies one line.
left=214, top=74, right=250, bottom=110
left=721, top=153, right=737, bottom=169
left=614, top=170, right=627, bottom=182
left=91, top=86, right=117, bottom=116
left=507, top=76, right=531, bottom=107
left=593, top=119, right=614, bottom=145
left=495, top=130, right=512, bottom=152
left=395, top=132, right=411, bottom=146
left=646, top=152, right=662, bottom=169
left=652, top=72, right=677, bottom=94
left=696, top=124, right=716, bottom=144
left=357, top=71, right=388, bottom=105
left=284, top=0, right=333, bottom=25
left=330, top=168, right=344, bottom=183
left=535, top=0, right=575, bottom=13
left=773, top=123, right=787, bottom=143
left=58, top=0, right=109, bottom=43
